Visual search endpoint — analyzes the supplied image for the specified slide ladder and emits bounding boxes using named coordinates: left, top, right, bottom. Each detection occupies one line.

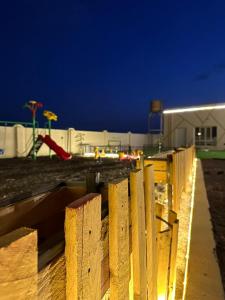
left=27, top=136, right=43, bottom=158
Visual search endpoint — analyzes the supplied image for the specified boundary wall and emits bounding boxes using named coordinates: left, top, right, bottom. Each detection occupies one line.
left=0, top=125, right=149, bottom=158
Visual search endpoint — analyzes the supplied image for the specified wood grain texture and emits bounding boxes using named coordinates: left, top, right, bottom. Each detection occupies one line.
left=65, top=193, right=102, bottom=300
left=108, top=178, right=130, bottom=300
left=144, top=160, right=167, bottom=171
left=157, top=229, right=171, bottom=300
left=168, top=211, right=179, bottom=300
left=130, top=169, right=147, bottom=300
left=38, top=254, right=65, bottom=300
left=144, top=165, right=157, bottom=300
left=155, top=202, right=164, bottom=233
left=0, top=227, right=37, bottom=300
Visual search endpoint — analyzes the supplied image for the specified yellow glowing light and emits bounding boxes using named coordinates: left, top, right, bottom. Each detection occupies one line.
left=83, top=152, right=119, bottom=158
left=158, top=295, right=166, bottom=300
left=163, top=103, right=225, bottom=114
left=182, top=158, right=197, bottom=300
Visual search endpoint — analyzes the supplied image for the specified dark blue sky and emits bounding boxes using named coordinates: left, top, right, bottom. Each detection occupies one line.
left=1, top=0, right=225, bottom=132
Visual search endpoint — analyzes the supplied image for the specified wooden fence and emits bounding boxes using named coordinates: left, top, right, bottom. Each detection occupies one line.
left=143, top=145, right=195, bottom=213
left=0, top=146, right=195, bottom=300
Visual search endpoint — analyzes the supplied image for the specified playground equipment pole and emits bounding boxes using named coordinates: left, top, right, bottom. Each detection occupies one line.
left=43, top=110, right=58, bottom=159
left=24, top=100, right=43, bottom=160
left=48, top=119, right=52, bottom=158
left=32, top=111, right=36, bottom=159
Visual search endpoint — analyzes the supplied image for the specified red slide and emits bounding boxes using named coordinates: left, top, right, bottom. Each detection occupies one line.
left=38, top=135, right=71, bottom=160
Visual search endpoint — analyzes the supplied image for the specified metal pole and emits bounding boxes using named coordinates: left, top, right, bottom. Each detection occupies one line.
left=48, top=119, right=52, bottom=158
left=32, top=111, right=36, bottom=160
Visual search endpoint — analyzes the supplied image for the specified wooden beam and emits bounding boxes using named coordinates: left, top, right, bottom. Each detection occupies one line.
left=144, top=159, right=167, bottom=171
left=108, top=178, right=130, bottom=300
left=0, top=186, right=87, bottom=240
left=144, top=165, right=157, bottom=300
left=130, top=169, right=147, bottom=300
left=86, top=172, right=97, bottom=193
left=168, top=211, right=179, bottom=300
left=157, top=229, right=171, bottom=300
left=65, top=193, right=102, bottom=300
left=155, top=202, right=164, bottom=233
left=0, top=227, right=37, bottom=300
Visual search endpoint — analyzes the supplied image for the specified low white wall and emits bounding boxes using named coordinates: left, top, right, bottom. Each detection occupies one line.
left=0, top=125, right=150, bottom=158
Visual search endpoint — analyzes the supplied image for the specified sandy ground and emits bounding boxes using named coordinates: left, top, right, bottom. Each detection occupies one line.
left=201, top=159, right=225, bottom=294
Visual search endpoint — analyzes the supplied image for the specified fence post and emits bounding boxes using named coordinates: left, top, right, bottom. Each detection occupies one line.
left=157, top=229, right=172, bottom=300
left=168, top=211, right=179, bottom=300
left=172, top=152, right=178, bottom=212
left=0, top=227, right=37, bottom=299
left=144, top=165, right=157, bottom=300
left=65, top=193, right=101, bottom=300
left=108, top=178, right=130, bottom=300
left=167, top=155, right=173, bottom=212
left=155, top=202, right=164, bottom=233
left=130, top=169, right=147, bottom=300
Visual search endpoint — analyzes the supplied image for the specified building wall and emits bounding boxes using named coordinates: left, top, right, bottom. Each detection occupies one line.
left=0, top=125, right=150, bottom=158
left=163, top=109, right=225, bottom=149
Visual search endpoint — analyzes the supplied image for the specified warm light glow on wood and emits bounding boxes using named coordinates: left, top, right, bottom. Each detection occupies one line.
left=158, top=295, right=166, bottom=300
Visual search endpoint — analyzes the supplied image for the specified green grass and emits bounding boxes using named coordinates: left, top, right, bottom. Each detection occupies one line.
left=197, top=150, right=225, bottom=159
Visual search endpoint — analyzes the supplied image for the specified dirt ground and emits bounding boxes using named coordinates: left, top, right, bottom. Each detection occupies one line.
left=202, top=159, right=225, bottom=293
left=0, top=156, right=133, bottom=205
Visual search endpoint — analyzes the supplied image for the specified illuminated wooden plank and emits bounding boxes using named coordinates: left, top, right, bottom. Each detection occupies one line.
left=168, top=211, right=179, bottom=300
left=65, top=193, right=101, bottom=300
left=38, top=215, right=111, bottom=300
left=172, top=153, right=178, bottom=212
left=155, top=202, right=164, bottom=233
left=144, top=165, right=157, bottom=300
left=144, top=160, right=167, bottom=171
left=0, top=227, right=37, bottom=300
left=154, top=171, right=167, bottom=183
left=157, top=229, right=171, bottom=300
left=130, top=169, right=147, bottom=300
left=108, top=178, right=130, bottom=300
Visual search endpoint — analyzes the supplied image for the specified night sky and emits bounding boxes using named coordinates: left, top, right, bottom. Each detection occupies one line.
left=1, top=1, right=225, bottom=132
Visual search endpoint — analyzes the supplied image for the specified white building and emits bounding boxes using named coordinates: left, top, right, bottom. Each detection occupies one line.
left=163, top=103, right=225, bottom=150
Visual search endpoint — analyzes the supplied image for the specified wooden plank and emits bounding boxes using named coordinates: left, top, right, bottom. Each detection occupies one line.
left=0, top=227, right=37, bottom=300
left=130, top=169, right=147, bottom=300
left=37, top=215, right=110, bottom=299
left=144, top=165, right=157, bottom=300
left=65, top=193, right=102, bottom=300
left=108, top=178, right=130, bottom=300
left=86, top=172, right=97, bottom=193
left=38, top=254, right=65, bottom=300
left=155, top=202, right=164, bottom=233
left=154, top=171, right=167, bottom=183
left=144, top=160, right=167, bottom=171
left=168, top=211, right=179, bottom=300
left=167, top=155, right=173, bottom=211
left=0, top=186, right=87, bottom=240
left=172, top=153, right=178, bottom=212
left=157, top=229, right=171, bottom=300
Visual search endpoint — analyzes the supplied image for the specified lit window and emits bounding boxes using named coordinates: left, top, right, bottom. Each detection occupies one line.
left=195, top=127, right=217, bottom=146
